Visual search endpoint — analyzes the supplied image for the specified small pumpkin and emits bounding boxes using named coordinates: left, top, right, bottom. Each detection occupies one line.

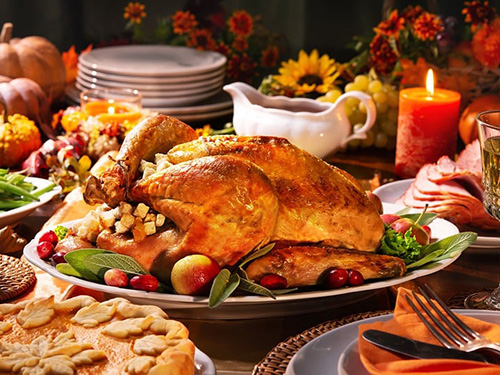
left=0, top=77, right=50, bottom=124
left=459, top=94, right=500, bottom=144
left=0, top=114, right=42, bottom=167
left=0, top=23, right=65, bottom=102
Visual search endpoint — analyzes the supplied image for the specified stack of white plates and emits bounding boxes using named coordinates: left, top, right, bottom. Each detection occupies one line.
left=66, top=45, right=233, bottom=122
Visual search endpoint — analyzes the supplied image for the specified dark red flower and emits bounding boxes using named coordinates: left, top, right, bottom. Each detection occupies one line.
left=260, top=46, right=279, bottom=68
left=228, top=10, right=253, bottom=37
left=187, top=28, right=217, bottom=50
left=369, top=34, right=398, bottom=74
left=227, top=53, right=257, bottom=83
left=231, top=36, right=249, bottom=52
left=172, top=10, right=198, bottom=35
left=401, top=5, right=424, bottom=23
left=374, top=10, right=405, bottom=38
left=413, top=11, right=444, bottom=41
left=214, top=42, right=231, bottom=57
left=463, top=1, right=496, bottom=26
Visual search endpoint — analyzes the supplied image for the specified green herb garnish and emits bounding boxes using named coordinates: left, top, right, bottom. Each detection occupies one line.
left=379, top=228, right=423, bottom=264
left=54, top=225, right=69, bottom=241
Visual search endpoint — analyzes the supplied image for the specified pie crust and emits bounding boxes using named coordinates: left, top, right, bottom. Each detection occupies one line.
left=0, top=295, right=195, bottom=375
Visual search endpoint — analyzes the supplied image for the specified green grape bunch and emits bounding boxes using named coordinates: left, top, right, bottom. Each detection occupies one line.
left=317, top=73, right=399, bottom=150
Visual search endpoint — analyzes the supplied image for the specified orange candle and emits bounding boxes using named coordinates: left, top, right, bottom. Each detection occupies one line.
left=395, top=70, right=461, bottom=178
left=83, top=101, right=142, bottom=123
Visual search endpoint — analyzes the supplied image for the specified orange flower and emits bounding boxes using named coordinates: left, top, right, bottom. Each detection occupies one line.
left=62, top=45, right=92, bottom=85
left=187, top=29, right=217, bottom=51
left=401, top=5, right=424, bottom=23
left=232, top=36, right=248, bottom=52
left=413, top=11, right=443, bottom=41
left=369, top=34, right=398, bottom=74
left=171, top=10, right=198, bottom=35
left=214, top=42, right=231, bottom=57
left=399, top=57, right=430, bottom=86
left=260, top=46, right=279, bottom=68
left=374, top=10, right=405, bottom=38
left=463, top=1, right=496, bottom=26
left=227, top=53, right=257, bottom=83
left=124, top=2, right=146, bottom=25
left=228, top=10, right=253, bottom=37
left=472, top=18, right=500, bottom=68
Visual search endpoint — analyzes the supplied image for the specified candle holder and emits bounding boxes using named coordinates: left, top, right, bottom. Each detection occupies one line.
left=80, top=88, right=142, bottom=117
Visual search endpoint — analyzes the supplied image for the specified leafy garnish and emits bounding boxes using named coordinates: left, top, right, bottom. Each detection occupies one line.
left=82, top=253, right=147, bottom=277
left=54, top=225, right=69, bottom=241
left=208, top=269, right=241, bottom=308
left=379, top=228, right=422, bottom=264
left=238, top=278, right=276, bottom=299
left=238, top=243, right=275, bottom=268
left=64, top=249, right=113, bottom=282
left=56, top=262, right=82, bottom=278
left=399, top=212, right=437, bottom=226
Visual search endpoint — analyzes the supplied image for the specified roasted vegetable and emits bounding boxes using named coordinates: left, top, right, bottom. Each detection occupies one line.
left=0, top=114, right=41, bottom=167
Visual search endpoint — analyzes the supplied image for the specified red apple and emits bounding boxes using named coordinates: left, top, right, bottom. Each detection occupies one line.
left=390, top=218, right=430, bottom=245
left=171, top=254, right=221, bottom=296
left=380, top=213, right=401, bottom=225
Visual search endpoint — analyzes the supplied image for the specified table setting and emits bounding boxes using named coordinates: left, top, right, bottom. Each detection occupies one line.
left=1, top=1, right=500, bottom=375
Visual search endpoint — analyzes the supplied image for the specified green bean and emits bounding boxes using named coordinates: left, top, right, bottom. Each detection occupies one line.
left=33, top=183, right=56, bottom=198
left=0, top=199, right=32, bottom=209
left=0, top=181, right=39, bottom=201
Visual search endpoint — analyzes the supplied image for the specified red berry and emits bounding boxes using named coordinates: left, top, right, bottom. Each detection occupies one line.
left=324, top=268, right=349, bottom=289
left=51, top=252, right=67, bottom=265
left=422, top=225, right=432, bottom=236
left=37, top=241, right=54, bottom=260
left=39, top=230, right=58, bottom=245
left=104, top=269, right=129, bottom=288
left=130, top=274, right=159, bottom=291
left=259, top=274, right=288, bottom=290
left=348, top=270, right=365, bottom=286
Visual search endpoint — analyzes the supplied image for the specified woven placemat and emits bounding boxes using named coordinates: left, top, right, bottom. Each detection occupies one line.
left=252, top=310, right=392, bottom=375
left=0, top=255, right=36, bottom=302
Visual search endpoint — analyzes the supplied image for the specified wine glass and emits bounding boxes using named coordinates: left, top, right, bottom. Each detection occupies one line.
left=464, top=110, right=500, bottom=310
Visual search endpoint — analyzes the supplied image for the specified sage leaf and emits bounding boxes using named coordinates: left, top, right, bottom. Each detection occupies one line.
left=83, top=253, right=147, bottom=278
left=208, top=269, right=240, bottom=308
left=239, top=243, right=275, bottom=268
left=237, top=278, right=276, bottom=299
left=407, top=250, right=445, bottom=269
left=64, top=249, right=113, bottom=282
left=271, top=288, right=299, bottom=295
left=56, top=263, right=83, bottom=278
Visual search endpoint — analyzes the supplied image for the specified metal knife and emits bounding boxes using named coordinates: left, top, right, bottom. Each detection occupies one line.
left=362, top=330, right=488, bottom=363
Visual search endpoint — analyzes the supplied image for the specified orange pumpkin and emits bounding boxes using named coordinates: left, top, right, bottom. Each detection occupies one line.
left=0, top=77, right=50, bottom=124
left=458, top=94, right=500, bottom=144
left=0, top=23, right=65, bottom=102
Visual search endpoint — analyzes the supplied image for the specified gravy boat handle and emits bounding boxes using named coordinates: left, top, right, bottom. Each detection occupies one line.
left=338, top=91, right=377, bottom=147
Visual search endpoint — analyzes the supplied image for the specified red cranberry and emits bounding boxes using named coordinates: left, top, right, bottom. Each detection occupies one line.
left=259, top=274, right=288, bottom=290
left=37, top=241, right=54, bottom=260
left=130, top=274, right=159, bottom=292
left=51, top=252, right=67, bottom=265
left=348, top=270, right=365, bottom=286
left=324, top=268, right=349, bottom=289
left=39, top=230, right=59, bottom=245
left=104, top=269, right=129, bottom=288
left=422, top=225, right=432, bottom=236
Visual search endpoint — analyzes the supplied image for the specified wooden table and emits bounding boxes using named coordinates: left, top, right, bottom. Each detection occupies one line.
left=8, top=149, right=500, bottom=375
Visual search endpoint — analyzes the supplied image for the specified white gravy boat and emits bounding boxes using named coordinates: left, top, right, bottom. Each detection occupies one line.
left=223, top=82, right=376, bottom=158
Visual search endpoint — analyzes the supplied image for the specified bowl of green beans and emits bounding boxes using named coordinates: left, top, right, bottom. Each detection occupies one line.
left=0, top=170, right=62, bottom=227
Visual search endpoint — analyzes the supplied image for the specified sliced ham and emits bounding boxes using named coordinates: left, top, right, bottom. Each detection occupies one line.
left=456, top=140, right=482, bottom=175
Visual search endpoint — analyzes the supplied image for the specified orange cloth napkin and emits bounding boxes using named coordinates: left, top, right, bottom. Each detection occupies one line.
left=358, top=287, right=500, bottom=375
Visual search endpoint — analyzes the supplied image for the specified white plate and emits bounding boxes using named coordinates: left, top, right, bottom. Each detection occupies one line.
left=75, top=75, right=224, bottom=98
left=77, top=69, right=226, bottom=92
left=78, top=63, right=225, bottom=84
left=373, top=179, right=500, bottom=248
left=75, top=82, right=222, bottom=108
left=79, top=45, right=227, bottom=77
left=0, top=177, right=61, bottom=228
left=194, top=348, right=216, bottom=375
left=285, top=310, right=500, bottom=375
left=24, top=203, right=461, bottom=319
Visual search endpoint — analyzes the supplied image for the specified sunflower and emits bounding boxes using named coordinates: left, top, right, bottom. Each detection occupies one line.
left=273, top=49, right=340, bottom=97
left=123, top=2, right=146, bottom=25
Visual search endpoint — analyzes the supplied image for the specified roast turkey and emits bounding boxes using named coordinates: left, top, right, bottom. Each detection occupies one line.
left=84, top=115, right=395, bottom=284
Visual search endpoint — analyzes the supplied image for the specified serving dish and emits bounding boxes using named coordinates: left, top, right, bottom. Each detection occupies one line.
left=373, top=179, right=499, bottom=248
left=24, top=203, right=461, bottom=319
left=0, top=177, right=61, bottom=227
left=284, top=310, right=500, bottom=375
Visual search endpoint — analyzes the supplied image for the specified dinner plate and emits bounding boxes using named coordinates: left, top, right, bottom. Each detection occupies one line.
left=79, top=45, right=227, bottom=77
left=75, top=76, right=224, bottom=98
left=78, top=63, right=225, bottom=84
left=24, top=203, right=461, bottom=319
left=75, top=82, right=222, bottom=107
left=373, top=179, right=500, bottom=248
left=285, top=310, right=500, bottom=375
left=0, top=177, right=61, bottom=228
left=77, top=69, right=226, bottom=91
left=194, top=348, right=216, bottom=375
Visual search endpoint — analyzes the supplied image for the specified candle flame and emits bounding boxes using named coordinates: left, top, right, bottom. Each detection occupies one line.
left=426, top=69, right=434, bottom=96
left=108, top=99, right=115, bottom=115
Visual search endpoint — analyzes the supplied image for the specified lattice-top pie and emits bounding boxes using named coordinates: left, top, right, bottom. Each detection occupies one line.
left=0, top=295, right=195, bottom=375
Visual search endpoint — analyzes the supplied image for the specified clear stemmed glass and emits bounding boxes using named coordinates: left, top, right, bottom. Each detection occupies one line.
left=464, top=110, right=500, bottom=310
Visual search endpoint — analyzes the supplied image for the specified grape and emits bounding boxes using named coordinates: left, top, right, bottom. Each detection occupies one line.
left=387, top=108, right=398, bottom=123
left=358, top=102, right=367, bottom=114
left=361, top=130, right=375, bottom=147
left=354, top=75, right=369, bottom=91
left=326, top=89, right=342, bottom=102
left=368, top=80, right=382, bottom=93
left=373, top=91, right=387, bottom=104
left=386, top=136, right=397, bottom=150
left=349, top=110, right=366, bottom=125
left=374, top=132, right=388, bottom=148
left=345, top=97, right=360, bottom=108
left=344, top=82, right=359, bottom=92
left=381, top=119, right=397, bottom=136
left=376, top=101, right=388, bottom=114
left=387, top=92, right=399, bottom=108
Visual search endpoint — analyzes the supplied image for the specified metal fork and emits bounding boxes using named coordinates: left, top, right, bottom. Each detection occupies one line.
left=405, top=285, right=500, bottom=356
